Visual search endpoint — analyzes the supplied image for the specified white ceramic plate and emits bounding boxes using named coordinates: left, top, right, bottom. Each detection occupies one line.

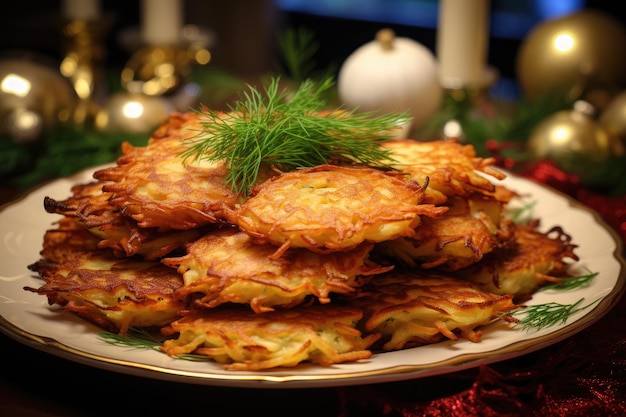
left=1, top=166, right=624, bottom=388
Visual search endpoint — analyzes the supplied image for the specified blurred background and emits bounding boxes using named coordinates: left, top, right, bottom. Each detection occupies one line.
left=1, top=0, right=624, bottom=96
left=2, top=0, right=626, bottom=201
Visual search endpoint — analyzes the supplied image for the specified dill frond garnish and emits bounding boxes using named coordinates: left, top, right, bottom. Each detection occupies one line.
left=504, top=268, right=600, bottom=331
left=98, top=329, right=208, bottom=361
left=98, top=329, right=162, bottom=351
left=509, top=298, right=600, bottom=332
left=538, top=269, right=598, bottom=292
left=508, top=201, right=536, bottom=224
left=181, top=76, right=411, bottom=195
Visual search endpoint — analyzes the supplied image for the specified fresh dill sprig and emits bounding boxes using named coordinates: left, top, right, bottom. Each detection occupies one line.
left=98, top=329, right=162, bottom=351
left=181, top=76, right=411, bottom=195
left=504, top=268, right=600, bottom=331
left=98, top=329, right=209, bottom=361
left=508, top=201, right=536, bottom=224
left=510, top=298, right=600, bottom=332
left=538, top=269, right=598, bottom=292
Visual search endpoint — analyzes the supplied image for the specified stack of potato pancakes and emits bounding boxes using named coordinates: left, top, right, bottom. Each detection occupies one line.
left=26, top=111, right=579, bottom=371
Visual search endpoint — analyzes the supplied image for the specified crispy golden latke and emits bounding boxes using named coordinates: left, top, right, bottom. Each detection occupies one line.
left=38, top=217, right=101, bottom=263
left=44, top=181, right=201, bottom=260
left=375, top=193, right=513, bottom=271
left=227, top=164, right=447, bottom=257
left=453, top=220, right=579, bottom=297
left=346, top=270, right=515, bottom=351
left=162, top=227, right=391, bottom=313
left=44, top=181, right=118, bottom=225
left=382, top=138, right=506, bottom=204
left=87, top=222, right=203, bottom=261
left=26, top=221, right=187, bottom=334
left=93, top=113, right=241, bottom=231
left=150, top=110, right=204, bottom=141
left=160, top=305, right=380, bottom=370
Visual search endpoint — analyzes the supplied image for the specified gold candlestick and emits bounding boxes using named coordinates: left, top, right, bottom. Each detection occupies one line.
left=119, top=24, right=214, bottom=97
left=59, top=16, right=112, bottom=126
left=121, top=45, right=191, bottom=96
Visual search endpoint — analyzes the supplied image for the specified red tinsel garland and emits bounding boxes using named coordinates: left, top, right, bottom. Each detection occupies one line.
left=486, top=138, right=626, bottom=243
left=517, top=160, right=626, bottom=244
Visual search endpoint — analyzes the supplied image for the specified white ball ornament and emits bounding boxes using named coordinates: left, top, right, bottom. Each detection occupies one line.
left=337, top=28, right=442, bottom=133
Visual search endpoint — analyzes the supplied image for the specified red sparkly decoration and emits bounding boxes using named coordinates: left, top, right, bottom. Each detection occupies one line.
left=519, top=160, right=626, bottom=243
left=486, top=139, right=626, bottom=243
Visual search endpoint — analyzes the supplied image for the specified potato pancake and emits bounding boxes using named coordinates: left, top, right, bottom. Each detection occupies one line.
left=347, top=270, right=515, bottom=351
left=453, top=220, right=579, bottom=297
left=26, top=248, right=187, bottom=334
left=38, top=217, right=101, bottom=263
left=93, top=113, right=241, bottom=231
left=44, top=181, right=119, bottom=225
left=44, top=180, right=201, bottom=260
left=227, top=164, right=447, bottom=257
left=160, top=305, right=380, bottom=370
left=162, top=227, right=390, bottom=313
left=150, top=110, right=205, bottom=140
left=382, top=138, right=506, bottom=204
left=375, top=193, right=513, bottom=271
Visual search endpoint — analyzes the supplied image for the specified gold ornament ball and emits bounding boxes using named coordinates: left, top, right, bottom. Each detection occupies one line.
left=0, top=56, right=77, bottom=143
left=95, top=92, right=172, bottom=134
left=527, top=103, right=611, bottom=176
left=517, top=10, right=626, bottom=101
left=597, top=90, right=626, bottom=157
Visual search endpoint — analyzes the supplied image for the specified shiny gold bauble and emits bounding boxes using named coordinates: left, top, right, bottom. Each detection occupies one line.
left=0, top=56, right=77, bottom=143
left=527, top=102, right=611, bottom=176
left=597, top=90, right=626, bottom=157
left=517, top=10, right=626, bottom=102
left=95, top=92, right=172, bottom=134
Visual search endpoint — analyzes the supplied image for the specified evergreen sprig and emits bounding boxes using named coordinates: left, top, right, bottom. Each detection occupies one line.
left=1, top=126, right=147, bottom=189
left=277, top=26, right=320, bottom=83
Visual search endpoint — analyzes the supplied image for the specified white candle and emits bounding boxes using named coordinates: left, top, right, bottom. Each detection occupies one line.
left=62, top=0, right=101, bottom=21
left=141, top=0, right=184, bottom=46
left=436, top=0, right=490, bottom=88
